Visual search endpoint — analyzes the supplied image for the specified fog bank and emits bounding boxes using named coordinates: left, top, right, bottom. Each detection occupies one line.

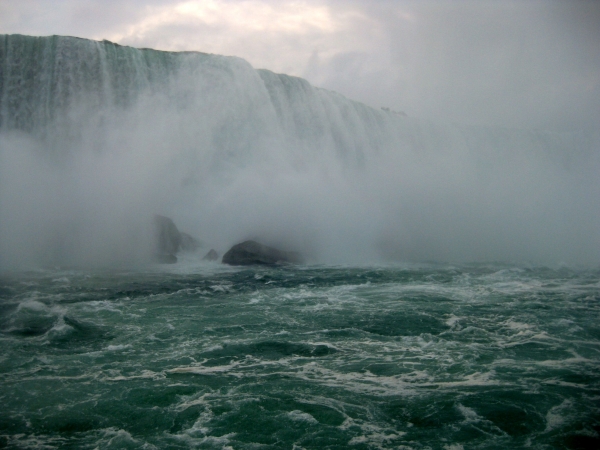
left=1, top=35, right=598, bottom=269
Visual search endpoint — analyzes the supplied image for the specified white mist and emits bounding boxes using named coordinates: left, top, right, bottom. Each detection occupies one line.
left=0, top=35, right=598, bottom=269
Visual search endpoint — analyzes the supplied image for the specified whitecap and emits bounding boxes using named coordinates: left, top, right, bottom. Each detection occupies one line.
left=168, top=361, right=242, bottom=376
left=544, top=399, right=573, bottom=432
left=456, top=403, right=481, bottom=422
left=105, top=344, right=131, bottom=351
left=52, top=277, right=70, bottom=283
left=210, top=284, right=231, bottom=292
left=286, top=410, right=318, bottom=424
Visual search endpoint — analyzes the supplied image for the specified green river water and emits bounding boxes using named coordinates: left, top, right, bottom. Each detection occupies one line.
left=1, top=260, right=599, bottom=449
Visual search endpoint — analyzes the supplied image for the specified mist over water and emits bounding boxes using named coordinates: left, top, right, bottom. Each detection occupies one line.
left=1, top=34, right=599, bottom=269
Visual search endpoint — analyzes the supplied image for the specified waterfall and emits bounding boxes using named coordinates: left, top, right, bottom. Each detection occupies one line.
left=0, top=34, right=598, bottom=268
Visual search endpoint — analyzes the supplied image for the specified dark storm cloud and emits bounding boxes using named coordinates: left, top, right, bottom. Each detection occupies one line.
left=1, top=0, right=599, bottom=130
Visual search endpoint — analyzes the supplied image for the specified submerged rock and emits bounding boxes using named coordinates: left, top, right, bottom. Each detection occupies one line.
left=203, top=249, right=219, bottom=261
left=222, top=240, right=303, bottom=266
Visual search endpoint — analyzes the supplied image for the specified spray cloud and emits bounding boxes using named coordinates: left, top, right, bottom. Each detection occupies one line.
left=0, top=35, right=598, bottom=269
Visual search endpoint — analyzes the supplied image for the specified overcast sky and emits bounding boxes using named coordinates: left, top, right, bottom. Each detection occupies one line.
left=1, top=0, right=599, bottom=131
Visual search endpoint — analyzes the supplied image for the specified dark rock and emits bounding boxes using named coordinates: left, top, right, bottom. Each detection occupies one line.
left=154, top=215, right=181, bottom=255
left=222, top=240, right=304, bottom=266
left=203, top=249, right=219, bottom=261
left=152, top=215, right=203, bottom=263
left=181, top=232, right=201, bottom=252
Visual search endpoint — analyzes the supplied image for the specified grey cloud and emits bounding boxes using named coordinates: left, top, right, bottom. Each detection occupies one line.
left=0, top=0, right=164, bottom=39
left=313, top=0, right=600, bottom=130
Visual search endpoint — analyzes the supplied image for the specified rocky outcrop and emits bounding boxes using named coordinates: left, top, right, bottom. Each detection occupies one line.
left=153, top=215, right=184, bottom=263
left=222, top=240, right=303, bottom=266
left=152, top=215, right=203, bottom=263
left=203, top=249, right=219, bottom=261
left=154, top=215, right=181, bottom=255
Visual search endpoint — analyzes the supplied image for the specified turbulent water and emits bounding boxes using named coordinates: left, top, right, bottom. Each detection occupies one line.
left=1, top=35, right=600, bottom=448
left=1, top=261, right=599, bottom=449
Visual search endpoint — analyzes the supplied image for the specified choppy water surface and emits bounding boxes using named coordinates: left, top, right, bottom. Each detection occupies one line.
left=1, top=261, right=599, bottom=449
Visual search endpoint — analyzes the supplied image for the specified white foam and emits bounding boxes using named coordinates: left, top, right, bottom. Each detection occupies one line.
left=106, top=370, right=165, bottom=381
left=456, top=403, right=481, bottom=422
left=168, top=361, right=242, bottom=376
left=81, top=300, right=124, bottom=314
left=286, top=410, right=318, bottom=424
left=203, top=344, right=224, bottom=352
left=342, top=419, right=406, bottom=448
left=544, top=399, right=572, bottom=432
left=105, top=428, right=144, bottom=447
left=52, top=277, right=70, bottom=283
left=435, top=371, right=499, bottom=389
left=445, top=315, right=461, bottom=328
left=503, top=319, right=533, bottom=331
left=0, top=434, right=66, bottom=449
left=210, top=284, right=231, bottom=293
left=16, top=299, right=48, bottom=312
left=348, top=432, right=405, bottom=446
left=106, top=344, right=131, bottom=351
left=174, top=392, right=212, bottom=412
